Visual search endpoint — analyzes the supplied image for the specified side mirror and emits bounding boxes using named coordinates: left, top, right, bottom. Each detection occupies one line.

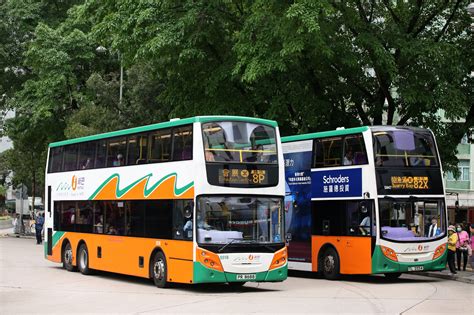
left=285, top=233, right=292, bottom=243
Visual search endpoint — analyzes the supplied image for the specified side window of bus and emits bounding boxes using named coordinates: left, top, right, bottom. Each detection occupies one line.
left=103, top=201, right=126, bottom=235
left=48, top=147, right=64, bottom=173
left=95, top=140, right=107, bottom=168
left=53, top=202, right=61, bottom=230
left=127, top=134, right=148, bottom=165
left=127, top=201, right=145, bottom=237
left=172, top=126, right=193, bottom=161
left=78, top=141, right=96, bottom=170
left=63, top=144, right=79, bottom=172
left=76, top=201, right=93, bottom=233
left=343, top=134, right=367, bottom=166
left=145, top=200, right=173, bottom=239
left=93, top=202, right=104, bottom=234
left=173, top=200, right=193, bottom=240
left=148, top=129, right=172, bottom=163
left=346, top=201, right=373, bottom=236
left=107, top=137, right=127, bottom=167
left=60, top=201, right=77, bottom=232
left=313, top=137, right=343, bottom=168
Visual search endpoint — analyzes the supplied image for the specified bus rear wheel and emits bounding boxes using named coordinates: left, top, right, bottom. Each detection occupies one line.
left=151, top=251, right=170, bottom=288
left=322, top=248, right=340, bottom=280
left=384, top=273, right=401, bottom=280
left=78, top=244, right=93, bottom=275
left=62, top=242, right=76, bottom=272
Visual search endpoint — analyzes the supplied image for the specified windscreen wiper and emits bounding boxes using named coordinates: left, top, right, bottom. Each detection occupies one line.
left=218, top=238, right=243, bottom=253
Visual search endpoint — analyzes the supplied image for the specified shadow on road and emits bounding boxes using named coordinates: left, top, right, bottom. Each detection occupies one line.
left=49, top=266, right=280, bottom=294
left=288, top=269, right=441, bottom=284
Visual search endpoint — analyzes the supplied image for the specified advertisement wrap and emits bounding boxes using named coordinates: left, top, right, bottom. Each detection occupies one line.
left=283, top=140, right=312, bottom=263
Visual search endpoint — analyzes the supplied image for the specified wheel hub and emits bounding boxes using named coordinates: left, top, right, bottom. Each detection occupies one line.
left=153, top=259, right=165, bottom=280
left=324, top=255, right=335, bottom=273
left=65, top=248, right=73, bottom=265
left=80, top=250, right=87, bottom=269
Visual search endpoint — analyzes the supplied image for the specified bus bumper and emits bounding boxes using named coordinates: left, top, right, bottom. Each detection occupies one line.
left=371, top=245, right=447, bottom=274
left=192, top=262, right=288, bottom=284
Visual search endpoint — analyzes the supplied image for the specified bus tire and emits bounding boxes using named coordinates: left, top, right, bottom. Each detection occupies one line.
left=78, top=244, right=93, bottom=275
left=322, top=247, right=340, bottom=280
left=384, top=272, right=401, bottom=280
left=62, top=241, right=76, bottom=272
left=151, top=251, right=169, bottom=288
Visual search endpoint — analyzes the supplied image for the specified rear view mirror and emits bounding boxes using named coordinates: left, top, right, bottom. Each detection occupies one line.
left=285, top=233, right=292, bottom=242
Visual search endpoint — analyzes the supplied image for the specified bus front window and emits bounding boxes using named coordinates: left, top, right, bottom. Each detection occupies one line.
left=202, top=122, right=277, bottom=164
left=196, top=196, right=283, bottom=245
left=379, top=199, right=445, bottom=242
left=373, top=129, right=438, bottom=167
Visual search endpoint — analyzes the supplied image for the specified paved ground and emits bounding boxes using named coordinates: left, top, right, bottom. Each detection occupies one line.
left=0, top=238, right=473, bottom=314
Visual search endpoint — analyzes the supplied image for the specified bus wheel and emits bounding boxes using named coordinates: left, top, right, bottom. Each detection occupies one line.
left=78, top=244, right=93, bottom=275
left=151, top=252, right=169, bottom=288
left=322, top=248, right=340, bottom=280
left=384, top=273, right=401, bottom=280
left=62, top=242, right=76, bottom=272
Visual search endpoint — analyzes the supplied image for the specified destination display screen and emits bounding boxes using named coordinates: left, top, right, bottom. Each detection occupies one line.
left=376, top=168, right=443, bottom=195
left=206, top=164, right=278, bottom=187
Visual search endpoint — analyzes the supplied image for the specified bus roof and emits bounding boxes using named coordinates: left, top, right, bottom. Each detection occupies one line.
left=49, top=116, right=278, bottom=148
left=281, top=126, right=369, bottom=143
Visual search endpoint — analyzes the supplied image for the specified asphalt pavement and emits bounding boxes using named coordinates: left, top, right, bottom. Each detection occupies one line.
left=1, top=237, right=473, bottom=314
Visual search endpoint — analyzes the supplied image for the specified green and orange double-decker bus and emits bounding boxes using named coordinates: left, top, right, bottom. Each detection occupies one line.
left=44, top=116, right=287, bottom=288
left=283, top=126, right=447, bottom=279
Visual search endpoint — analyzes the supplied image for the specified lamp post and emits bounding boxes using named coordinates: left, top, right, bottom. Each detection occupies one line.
left=96, top=45, right=123, bottom=106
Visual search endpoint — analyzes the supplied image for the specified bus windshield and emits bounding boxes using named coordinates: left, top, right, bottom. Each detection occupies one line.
left=373, top=129, right=438, bottom=167
left=379, top=198, right=446, bottom=242
left=202, top=121, right=277, bottom=163
left=196, top=196, right=283, bottom=244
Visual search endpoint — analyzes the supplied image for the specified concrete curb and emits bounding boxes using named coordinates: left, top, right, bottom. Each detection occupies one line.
left=414, top=271, right=474, bottom=284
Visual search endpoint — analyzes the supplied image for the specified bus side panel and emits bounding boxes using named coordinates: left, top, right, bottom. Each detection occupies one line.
left=50, top=233, right=193, bottom=282
left=312, top=236, right=372, bottom=274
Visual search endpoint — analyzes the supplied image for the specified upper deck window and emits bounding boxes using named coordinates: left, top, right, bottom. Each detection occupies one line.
left=313, top=134, right=367, bottom=168
left=202, top=122, right=277, bottom=164
left=373, top=129, right=438, bottom=167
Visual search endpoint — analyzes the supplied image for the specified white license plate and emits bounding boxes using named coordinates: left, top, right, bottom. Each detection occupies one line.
left=236, top=274, right=256, bottom=280
left=408, top=266, right=424, bottom=271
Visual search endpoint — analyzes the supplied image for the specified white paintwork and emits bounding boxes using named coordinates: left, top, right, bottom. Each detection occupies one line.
left=288, top=261, right=312, bottom=271
left=218, top=252, right=277, bottom=273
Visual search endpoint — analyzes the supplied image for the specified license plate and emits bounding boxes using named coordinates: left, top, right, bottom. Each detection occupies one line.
left=408, top=266, right=424, bottom=271
left=236, top=274, right=256, bottom=280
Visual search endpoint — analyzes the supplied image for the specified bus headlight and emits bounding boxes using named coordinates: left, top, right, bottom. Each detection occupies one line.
left=269, top=247, right=287, bottom=270
left=432, top=244, right=446, bottom=260
left=196, top=248, right=223, bottom=272
left=380, top=245, right=398, bottom=262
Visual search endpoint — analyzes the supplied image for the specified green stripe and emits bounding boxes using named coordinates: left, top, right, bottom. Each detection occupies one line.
left=88, top=173, right=194, bottom=200
left=192, top=262, right=287, bottom=283
left=49, top=116, right=278, bottom=148
left=371, top=245, right=448, bottom=274
left=52, top=231, right=65, bottom=248
left=282, top=126, right=369, bottom=143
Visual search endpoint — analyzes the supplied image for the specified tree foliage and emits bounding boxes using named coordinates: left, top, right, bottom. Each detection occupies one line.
left=0, top=0, right=472, bottom=189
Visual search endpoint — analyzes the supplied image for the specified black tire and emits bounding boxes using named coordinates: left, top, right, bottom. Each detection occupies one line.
left=322, top=247, right=340, bottom=280
left=151, top=251, right=169, bottom=288
left=77, top=244, right=93, bottom=275
left=384, top=272, right=402, bottom=280
left=62, top=242, right=76, bottom=272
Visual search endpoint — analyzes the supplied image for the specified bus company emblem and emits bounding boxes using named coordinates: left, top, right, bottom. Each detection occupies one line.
left=71, top=176, right=77, bottom=191
left=417, top=245, right=423, bottom=251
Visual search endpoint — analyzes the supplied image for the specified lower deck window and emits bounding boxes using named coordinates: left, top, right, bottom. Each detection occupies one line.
left=54, top=199, right=193, bottom=240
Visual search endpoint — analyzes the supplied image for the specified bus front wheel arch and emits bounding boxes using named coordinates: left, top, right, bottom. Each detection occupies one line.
left=61, top=239, right=76, bottom=272
left=318, top=245, right=340, bottom=280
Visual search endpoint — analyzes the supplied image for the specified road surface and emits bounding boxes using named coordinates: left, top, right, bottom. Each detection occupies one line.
left=0, top=237, right=472, bottom=314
